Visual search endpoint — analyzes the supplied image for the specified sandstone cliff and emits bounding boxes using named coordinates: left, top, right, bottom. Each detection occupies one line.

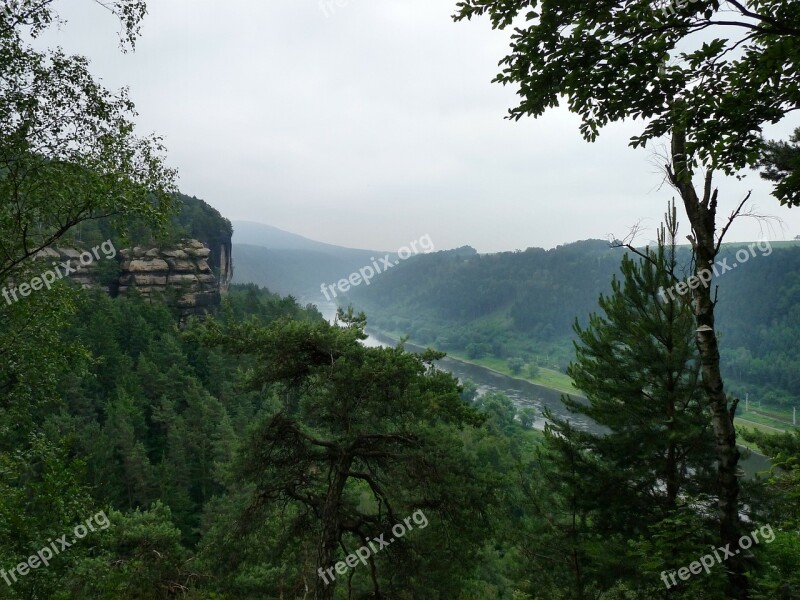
left=118, top=239, right=226, bottom=321
left=40, top=237, right=232, bottom=322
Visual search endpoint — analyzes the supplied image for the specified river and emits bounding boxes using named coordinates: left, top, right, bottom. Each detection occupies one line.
left=319, top=304, right=771, bottom=477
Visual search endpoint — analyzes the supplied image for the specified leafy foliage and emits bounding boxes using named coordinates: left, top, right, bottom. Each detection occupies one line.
left=454, top=0, right=800, bottom=190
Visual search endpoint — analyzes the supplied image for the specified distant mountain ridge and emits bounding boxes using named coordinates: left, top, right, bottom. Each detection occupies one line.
left=230, top=221, right=461, bottom=305
left=231, top=221, right=385, bottom=302
left=232, top=221, right=386, bottom=256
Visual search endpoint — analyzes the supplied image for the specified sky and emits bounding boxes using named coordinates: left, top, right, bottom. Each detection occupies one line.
left=35, top=0, right=800, bottom=253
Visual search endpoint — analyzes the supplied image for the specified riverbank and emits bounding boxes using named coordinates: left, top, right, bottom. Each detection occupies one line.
left=735, top=412, right=796, bottom=455
left=367, top=327, right=579, bottom=396
left=368, top=328, right=796, bottom=437
left=442, top=352, right=578, bottom=396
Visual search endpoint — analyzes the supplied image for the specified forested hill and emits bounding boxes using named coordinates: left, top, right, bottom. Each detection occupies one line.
left=348, top=240, right=620, bottom=339
left=346, top=239, right=800, bottom=408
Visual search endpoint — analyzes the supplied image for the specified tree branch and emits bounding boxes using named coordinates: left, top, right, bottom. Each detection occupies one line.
left=714, top=191, right=752, bottom=255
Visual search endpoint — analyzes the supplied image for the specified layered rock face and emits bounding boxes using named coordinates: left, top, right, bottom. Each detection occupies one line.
left=37, top=238, right=229, bottom=322
left=119, top=239, right=223, bottom=321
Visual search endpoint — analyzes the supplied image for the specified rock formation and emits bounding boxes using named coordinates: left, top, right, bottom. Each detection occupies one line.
left=118, top=239, right=223, bottom=321
left=39, top=237, right=231, bottom=323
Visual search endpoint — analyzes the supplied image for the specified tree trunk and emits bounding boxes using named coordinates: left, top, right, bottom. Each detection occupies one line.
left=315, top=455, right=351, bottom=600
left=669, top=130, right=747, bottom=600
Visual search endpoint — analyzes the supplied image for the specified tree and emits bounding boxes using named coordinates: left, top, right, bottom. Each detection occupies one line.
left=740, top=428, right=800, bottom=531
left=0, top=435, right=95, bottom=600
left=450, top=2, right=800, bottom=595
left=459, top=378, right=479, bottom=403
left=0, top=0, right=177, bottom=288
left=201, top=308, right=494, bottom=599
left=661, top=129, right=750, bottom=599
left=519, top=407, right=536, bottom=430
left=63, top=502, right=194, bottom=600
left=453, top=0, right=800, bottom=187
left=566, top=205, right=716, bottom=517
left=527, top=363, right=540, bottom=379
left=475, top=391, right=519, bottom=435
left=0, top=5, right=178, bottom=596
left=759, top=127, right=800, bottom=207
left=738, top=428, right=800, bottom=597
left=0, top=0, right=176, bottom=441
left=521, top=207, right=718, bottom=597
left=508, top=356, right=525, bottom=375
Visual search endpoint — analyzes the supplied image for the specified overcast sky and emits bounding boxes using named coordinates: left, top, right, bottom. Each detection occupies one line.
left=37, top=0, right=800, bottom=253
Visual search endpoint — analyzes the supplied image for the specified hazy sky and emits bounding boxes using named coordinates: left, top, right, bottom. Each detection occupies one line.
left=37, top=0, right=800, bottom=253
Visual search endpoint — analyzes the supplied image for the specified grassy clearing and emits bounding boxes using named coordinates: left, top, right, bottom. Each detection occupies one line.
left=736, top=410, right=797, bottom=455
left=434, top=352, right=578, bottom=396
left=737, top=409, right=795, bottom=433
left=741, top=405, right=797, bottom=427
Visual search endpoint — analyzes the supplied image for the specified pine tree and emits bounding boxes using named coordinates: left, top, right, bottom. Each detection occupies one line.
left=203, top=307, right=496, bottom=599
left=524, top=203, right=718, bottom=596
